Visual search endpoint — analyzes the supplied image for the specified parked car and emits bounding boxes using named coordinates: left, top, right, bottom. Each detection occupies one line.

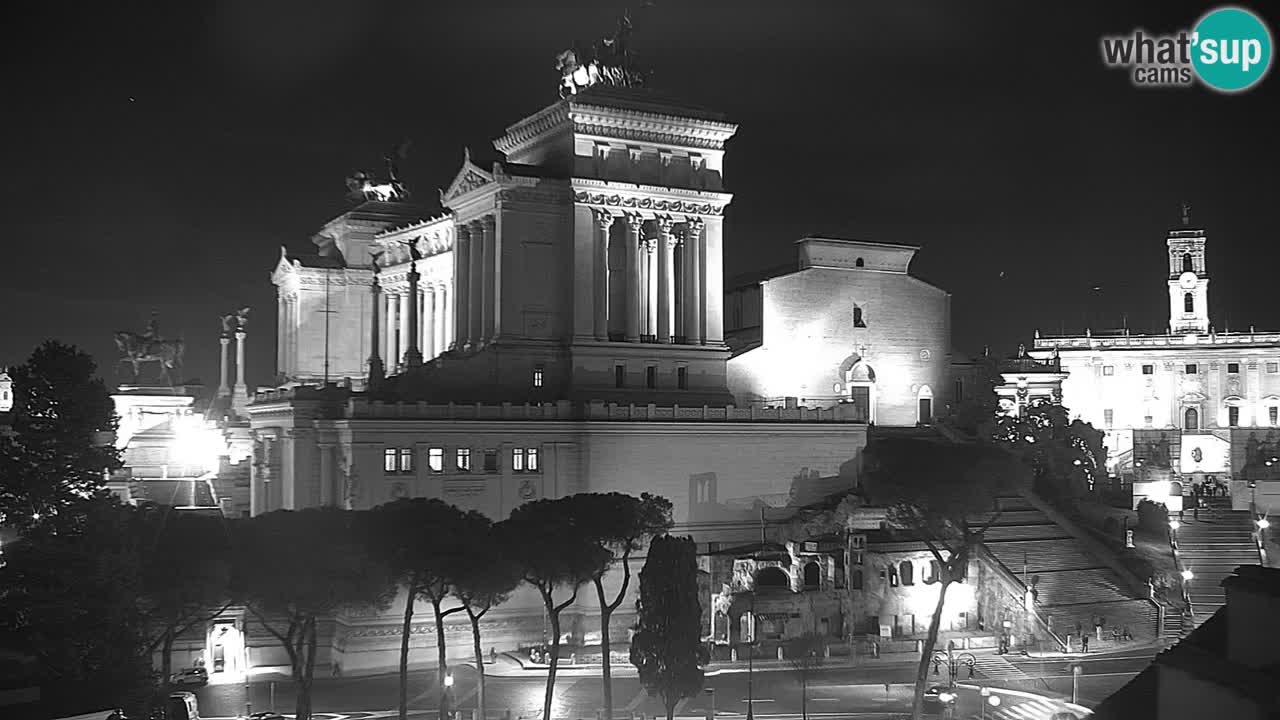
left=922, top=685, right=956, bottom=716
left=169, top=667, right=208, bottom=686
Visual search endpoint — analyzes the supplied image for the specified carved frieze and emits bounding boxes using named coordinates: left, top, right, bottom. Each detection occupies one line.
left=573, top=191, right=724, bottom=216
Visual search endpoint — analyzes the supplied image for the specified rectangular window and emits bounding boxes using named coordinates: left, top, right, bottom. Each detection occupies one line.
left=513, top=448, right=525, bottom=472
left=677, top=366, right=688, bottom=390
left=646, top=366, right=656, bottom=389
left=428, top=447, right=444, bottom=473
left=1185, top=363, right=1198, bottom=375
left=533, top=367, right=544, bottom=388
left=1229, top=406, right=1240, bottom=427
left=1228, top=362, right=1241, bottom=374
left=615, top=365, right=625, bottom=388
left=384, top=448, right=397, bottom=473
left=398, top=448, right=414, bottom=473
left=1271, top=407, right=1278, bottom=426
left=1144, top=415, right=1153, bottom=427
left=1104, top=409, right=1114, bottom=428
left=527, top=447, right=539, bottom=471
left=953, top=378, right=964, bottom=403
left=1103, top=365, right=1114, bottom=376
left=456, top=448, right=471, bottom=472
left=484, top=449, right=498, bottom=472
left=1269, top=362, right=1279, bottom=374
left=1142, top=364, right=1154, bottom=375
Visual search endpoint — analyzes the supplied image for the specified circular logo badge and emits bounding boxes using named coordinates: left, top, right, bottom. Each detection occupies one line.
left=1192, top=7, right=1273, bottom=92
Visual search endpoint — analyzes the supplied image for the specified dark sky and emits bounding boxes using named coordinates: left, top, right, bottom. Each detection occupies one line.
left=2, top=1, right=1277, bottom=389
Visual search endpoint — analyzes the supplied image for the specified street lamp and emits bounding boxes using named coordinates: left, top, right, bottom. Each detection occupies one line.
left=931, top=646, right=976, bottom=685
left=1168, top=519, right=1180, bottom=531
left=1071, top=664, right=1083, bottom=705
left=979, top=687, right=1001, bottom=720
left=1181, top=568, right=1194, bottom=582
left=443, top=671, right=454, bottom=720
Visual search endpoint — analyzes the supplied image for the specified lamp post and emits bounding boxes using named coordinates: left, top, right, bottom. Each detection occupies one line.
left=443, top=671, right=454, bottom=720
left=931, top=645, right=976, bottom=686
left=979, top=687, right=1001, bottom=720
left=1071, top=664, right=1083, bottom=705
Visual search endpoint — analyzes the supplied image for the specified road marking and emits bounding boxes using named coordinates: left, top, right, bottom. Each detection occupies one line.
left=811, top=698, right=841, bottom=702
left=739, top=698, right=775, bottom=703
left=624, top=688, right=649, bottom=711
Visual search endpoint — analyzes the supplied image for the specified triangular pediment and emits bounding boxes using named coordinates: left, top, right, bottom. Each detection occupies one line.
left=440, top=149, right=495, bottom=206
left=271, top=246, right=297, bottom=284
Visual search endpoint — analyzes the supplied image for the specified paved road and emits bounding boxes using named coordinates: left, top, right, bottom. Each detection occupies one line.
left=191, top=647, right=1158, bottom=720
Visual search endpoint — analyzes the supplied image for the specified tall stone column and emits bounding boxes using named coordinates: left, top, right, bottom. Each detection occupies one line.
left=385, top=292, right=399, bottom=370
left=454, top=227, right=471, bottom=349
left=275, top=295, right=286, bottom=378
left=702, top=218, right=725, bottom=345
left=368, top=274, right=384, bottom=388
left=423, top=286, right=436, bottom=359
left=646, top=241, right=658, bottom=338
left=625, top=214, right=643, bottom=342
left=398, top=290, right=412, bottom=369
left=218, top=333, right=231, bottom=397
left=233, top=330, right=249, bottom=413
left=469, top=220, right=484, bottom=347
left=403, top=260, right=423, bottom=369
left=593, top=210, right=613, bottom=340
left=684, top=219, right=704, bottom=345
left=439, top=286, right=450, bottom=353
left=657, top=216, right=675, bottom=344
left=480, top=217, right=496, bottom=343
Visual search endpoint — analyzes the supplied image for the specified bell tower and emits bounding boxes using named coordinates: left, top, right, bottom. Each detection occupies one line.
left=1167, top=203, right=1209, bottom=335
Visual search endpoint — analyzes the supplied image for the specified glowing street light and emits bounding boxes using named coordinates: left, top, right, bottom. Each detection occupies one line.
left=1258, top=518, right=1271, bottom=530
left=1181, top=568, right=1194, bottom=581
left=1169, top=519, right=1181, bottom=531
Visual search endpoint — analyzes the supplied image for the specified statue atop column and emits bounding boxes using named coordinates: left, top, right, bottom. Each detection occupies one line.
left=556, top=8, right=651, bottom=97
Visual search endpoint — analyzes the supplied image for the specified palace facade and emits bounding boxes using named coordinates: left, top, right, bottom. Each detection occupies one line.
left=1026, top=219, right=1280, bottom=515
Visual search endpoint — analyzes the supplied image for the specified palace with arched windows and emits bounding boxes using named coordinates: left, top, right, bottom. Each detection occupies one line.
left=1025, top=218, right=1280, bottom=515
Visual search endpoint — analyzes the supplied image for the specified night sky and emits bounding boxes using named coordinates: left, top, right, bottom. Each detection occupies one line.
left=2, top=1, right=1277, bottom=390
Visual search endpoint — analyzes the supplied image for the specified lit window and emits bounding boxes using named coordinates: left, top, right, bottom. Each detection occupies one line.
left=398, top=448, right=414, bottom=473
left=428, top=447, right=444, bottom=473
left=1144, top=415, right=1153, bottom=426
left=533, top=367, right=544, bottom=388
left=677, top=366, right=688, bottom=390
left=1228, top=363, right=1240, bottom=374
left=1104, top=409, right=1114, bottom=428
left=615, top=365, right=625, bottom=388
left=1142, top=364, right=1154, bottom=375
left=1228, top=406, right=1240, bottom=427
left=853, top=306, right=866, bottom=328
left=484, top=449, right=498, bottom=472
left=646, top=366, right=656, bottom=389
left=456, top=448, right=471, bottom=472
left=1269, top=362, right=1279, bottom=374
left=527, top=447, right=539, bottom=471
left=513, top=448, right=525, bottom=472
left=1103, top=366, right=1114, bottom=376
left=1270, top=407, right=1278, bottom=426
left=383, top=448, right=397, bottom=473
left=1185, top=364, right=1198, bottom=375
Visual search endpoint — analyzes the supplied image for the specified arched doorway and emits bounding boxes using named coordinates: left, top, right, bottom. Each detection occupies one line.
left=917, top=385, right=934, bottom=424
left=803, top=561, right=821, bottom=589
left=755, top=566, right=789, bottom=589
left=844, top=361, right=877, bottom=423
left=1184, top=407, right=1200, bottom=431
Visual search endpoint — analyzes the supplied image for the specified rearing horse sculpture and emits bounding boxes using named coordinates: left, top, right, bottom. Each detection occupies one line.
left=114, top=331, right=185, bottom=385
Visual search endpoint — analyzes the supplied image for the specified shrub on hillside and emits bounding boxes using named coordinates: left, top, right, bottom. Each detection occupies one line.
left=1136, top=499, right=1169, bottom=536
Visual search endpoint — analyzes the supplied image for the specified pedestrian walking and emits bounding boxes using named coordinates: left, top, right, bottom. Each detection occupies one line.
left=1081, top=634, right=1090, bottom=653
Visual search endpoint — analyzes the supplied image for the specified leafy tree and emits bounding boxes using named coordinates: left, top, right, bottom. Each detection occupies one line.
left=0, top=341, right=120, bottom=532
left=630, top=535, right=708, bottom=720
left=0, top=498, right=154, bottom=717
left=371, top=498, right=478, bottom=720
left=450, top=513, right=523, bottom=720
left=994, top=400, right=1107, bottom=498
left=137, top=508, right=233, bottom=691
left=502, top=498, right=611, bottom=720
left=233, top=507, right=395, bottom=720
left=860, top=435, right=1030, bottom=720
left=573, top=492, right=674, bottom=720
left=786, top=632, right=826, bottom=720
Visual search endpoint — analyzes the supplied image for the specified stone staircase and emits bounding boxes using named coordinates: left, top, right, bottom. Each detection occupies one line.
left=1175, top=495, right=1262, bottom=627
left=979, top=497, right=1159, bottom=645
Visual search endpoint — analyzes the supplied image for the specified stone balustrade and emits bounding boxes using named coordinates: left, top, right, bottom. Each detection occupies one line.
left=344, top=398, right=865, bottom=422
left=1035, top=330, right=1280, bottom=350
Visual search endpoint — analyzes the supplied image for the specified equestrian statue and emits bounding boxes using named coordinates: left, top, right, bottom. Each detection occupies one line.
left=115, top=311, right=185, bottom=385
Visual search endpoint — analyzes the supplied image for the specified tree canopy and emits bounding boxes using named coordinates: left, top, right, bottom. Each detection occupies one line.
left=630, top=534, right=707, bottom=720
left=993, top=399, right=1107, bottom=497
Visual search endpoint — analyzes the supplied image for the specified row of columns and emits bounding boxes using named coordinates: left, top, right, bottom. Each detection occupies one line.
left=593, top=211, right=706, bottom=344
left=454, top=216, right=498, bottom=350
left=380, top=284, right=453, bottom=372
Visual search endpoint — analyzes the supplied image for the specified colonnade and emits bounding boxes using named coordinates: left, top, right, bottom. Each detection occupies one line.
left=594, top=210, right=707, bottom=345
left=380, top=283, right=453, bottom=372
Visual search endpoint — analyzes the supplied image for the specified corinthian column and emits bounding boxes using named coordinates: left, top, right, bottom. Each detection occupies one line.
left=454, top=225, right=471, bottom=349
left=385, top=292, right=398, bottom=367
left=469, top=220, right=484, bottom=347
left=684, top=218, right=704, bottom=345
left=403, top=260, right=423, bottom=369
left=398, top=290, right=412, bottom=369
left=368, top=273, right=384, bottom=388
left=218, top=333, right=231, bottom=397
left=593, top=210, right=613, bottom=340
left=423, top=286, right=436, bottom=359
left=233, top=329, right=248, bottom=413
left=625, top=214, right=643, bottom=342
left=645, top=241, right=658, bottom=339
left=481, top=216, right=496, bottom=342
left=657, top=216, right=675, bottom=344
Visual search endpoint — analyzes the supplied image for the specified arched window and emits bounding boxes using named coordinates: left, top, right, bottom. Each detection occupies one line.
left=925, top=560, right=940, bottom=584
left=1183, top=253, right=1193, bottom=273
left=899, top=561, right=914, bottom=586
left=855, top=257, right=865, bottom=268
left=1184, top=293, right=1194, bottom=313
left=1184, top=407, right=1199, bottom=431
left=853, top=306, right=866, bottom=328
left=803, top=561, right=821, bottom=589
left=887, top=566, right=899, bottom=587
left=755, top=567, right=789, bottom=589
left=850, top=568, right=863, bottom=590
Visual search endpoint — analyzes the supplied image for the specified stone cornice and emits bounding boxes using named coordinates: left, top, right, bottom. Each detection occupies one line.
left=571, top=178, right=732, bottom=218
left=494, top=103, right=572, bottom=157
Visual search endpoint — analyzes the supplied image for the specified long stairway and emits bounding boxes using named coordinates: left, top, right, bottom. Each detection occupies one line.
left=979, top=497, right=1159, bottom=646
left=1175, top=495, right=1261, bottom=626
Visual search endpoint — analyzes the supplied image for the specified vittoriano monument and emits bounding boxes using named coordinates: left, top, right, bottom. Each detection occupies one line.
left=114, top=311, right=186, bottom=386
left=555, top=8, right=650, bottom=97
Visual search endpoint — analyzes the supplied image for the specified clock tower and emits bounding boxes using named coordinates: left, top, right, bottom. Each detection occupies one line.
left=1167, top=204, right=1209, bottom=335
